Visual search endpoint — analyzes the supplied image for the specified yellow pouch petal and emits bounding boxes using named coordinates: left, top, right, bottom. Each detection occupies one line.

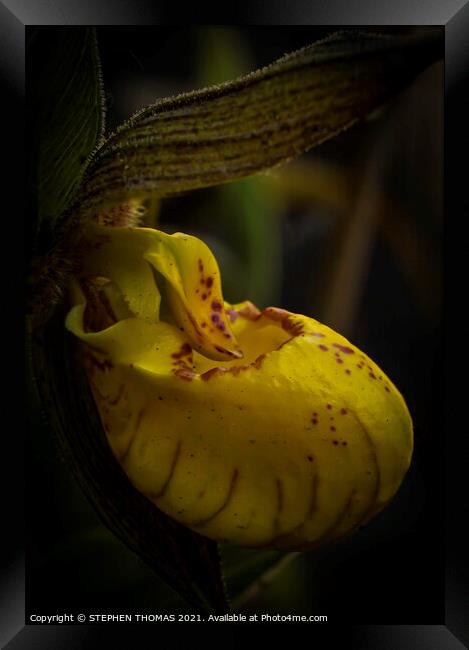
left=66, top=267, right=413, bottom=550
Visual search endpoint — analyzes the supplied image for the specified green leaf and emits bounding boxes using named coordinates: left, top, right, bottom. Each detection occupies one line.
left=220, top=544, right=305, bottom=612
left=219, top=544, right=286, bottom=605
left=31, top=27, right=105, bottom=243
left=74, top=29, right=441, bottom=222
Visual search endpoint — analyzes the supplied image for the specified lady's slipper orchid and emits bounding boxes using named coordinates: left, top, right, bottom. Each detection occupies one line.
left=66, top=221, right=413, bottom=550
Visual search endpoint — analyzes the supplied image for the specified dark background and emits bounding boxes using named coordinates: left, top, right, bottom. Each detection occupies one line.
left=27, top=27, right=444, bottom=624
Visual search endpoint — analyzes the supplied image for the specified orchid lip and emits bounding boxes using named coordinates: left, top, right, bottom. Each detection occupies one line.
left=65, top=220, right=413, bottom=551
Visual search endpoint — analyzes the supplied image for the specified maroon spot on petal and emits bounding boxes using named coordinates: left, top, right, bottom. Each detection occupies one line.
left=211, top=313, right=220, bottom=324
left=201, top=367, right=227, bottom=381
left=198, top=259, right=204, bottom=272
left=319, top=344, right=328, bottom=351
left=211, top=300, right=222, bottom=311
left=385, top=386, right=390, bottom=392
left=173, top=368, right=197, bottom=381
left=201, top=293, right=207, bottom=300
left=336, top=358, right=344, bottom=364
left=224, top=333, right=232, bottom=338
left=252, top=353, right=266, bottom=369
left=262, top=308, right=305, bottom=337
left=312, top=418, right=318, bottom=425
left=310, top=332, right=325, bottom=338
left=238, top=302, right=261, bottom=320
left=307, top=455, right=314, bottom=462
left=171, top=343, right=192, bottom=359
left=326, top=404, right=332, bottom=410
left=345, top=369, right=351, bottom=375
left=340, top=408, right=348, bottom=415
left=201, top=322, right=206, bottom=328
left=206, top=276, right=213, bottom=288
left=263, top=306, right=289, bottom=322
left=217, top=322, right=226, bottom=331
left=342, top=441, right=348, bottom=446
left=283, top=318, right=304, bottom=336
left=369, top=372, right=376, bottom=379
left=332, top=344, right=354, bottom=354
left=229, top=364, right=250, bottom=376
left=332, top=439, right=338, bottom=444
left=187, top=309, right=202, bottom=339
left=331, top=426, right=336, bottom=432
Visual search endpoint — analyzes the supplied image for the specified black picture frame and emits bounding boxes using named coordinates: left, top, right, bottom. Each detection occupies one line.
left=6, top=1, right=467, bottom=647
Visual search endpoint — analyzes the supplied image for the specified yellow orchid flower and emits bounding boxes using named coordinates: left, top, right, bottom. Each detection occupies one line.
left=65, top=217, right=413, bottom=551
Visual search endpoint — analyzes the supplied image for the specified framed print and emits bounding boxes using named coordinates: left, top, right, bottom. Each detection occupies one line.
left=5, top=1, right=467, bottom=647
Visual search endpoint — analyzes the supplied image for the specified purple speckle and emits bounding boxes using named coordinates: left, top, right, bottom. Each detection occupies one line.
left=211, top=300, right=222, bottom=312
left=319, top=344, right=328, bottom=352
left=332, top=344, right=354, bottom=354
left=211, top=313, right=220, bottom=324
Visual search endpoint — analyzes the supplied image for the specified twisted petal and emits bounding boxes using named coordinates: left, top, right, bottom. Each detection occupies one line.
left=79, top=223, right=242, bottom=360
